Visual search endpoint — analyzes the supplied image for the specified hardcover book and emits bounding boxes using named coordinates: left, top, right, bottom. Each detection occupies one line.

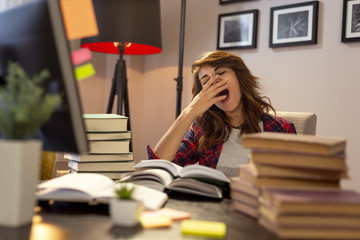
left=250, top=149, right=347, bottom=171
left=64, top=152, right=134, bottom=162
left=83, top=113, right=128, bottom=132
left=261, top=187, right=360, bottom=215
left=242, top=132, right=346, bottom=156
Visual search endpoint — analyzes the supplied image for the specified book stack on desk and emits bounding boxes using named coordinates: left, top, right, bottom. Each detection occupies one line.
left=241, top=132, right=348, bottom=189
left=230, top=132, right=348, bottom=219
left=258, top=187, right=360, bottom=239
left=65, top=114, right=135, bottom=179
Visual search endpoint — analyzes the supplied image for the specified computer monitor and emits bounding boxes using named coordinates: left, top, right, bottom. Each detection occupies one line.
left=0, top=0, right=89, bottom=154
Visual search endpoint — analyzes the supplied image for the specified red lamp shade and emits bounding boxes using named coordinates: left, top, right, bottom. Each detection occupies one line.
left=80, top=0, right=162, bottom=55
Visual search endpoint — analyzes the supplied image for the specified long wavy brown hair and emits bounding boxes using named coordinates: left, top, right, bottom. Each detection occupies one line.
left=191, top=51, right=275, bottom=151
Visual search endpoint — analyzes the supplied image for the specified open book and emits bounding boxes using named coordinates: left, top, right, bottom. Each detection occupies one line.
left=120, top=160, right=230, bottom=199
left=36, top=173, right=168, bottom=210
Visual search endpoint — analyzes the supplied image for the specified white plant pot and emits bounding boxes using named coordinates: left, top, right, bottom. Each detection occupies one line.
left=0, top=140, right=42, bottom=227
left=110, top=198, right=143, bottom=227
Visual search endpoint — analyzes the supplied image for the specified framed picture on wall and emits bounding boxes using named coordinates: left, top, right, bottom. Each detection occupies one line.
left=220, top=0, right=253, bottom=5
left=217, top=10, right=258, bottom=50
left=342, top=0, right=360, bottom=42
left=269, top=1, right=319, bottom=48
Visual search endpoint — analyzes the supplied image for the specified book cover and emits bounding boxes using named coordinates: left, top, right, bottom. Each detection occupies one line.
left=259, top=203, right=360, bottom=228
left=230, top=177, right=260, bottom=198
left=83, top=113, right=128, bottom=132
left=87, top=131, right=131, bottom=140
left=88, top=140, right=130, bottom=154
left=242, top=132, right=346, bottom=156
left=239, top=165, right=340, bottom=189
left=262, top=188, right=360, bottom=215
left=231, top=189, right=259, bottom=207
left=232, top=199, right=259, bottom=219
left=249, top=161, right=347, bottom=181
left=259, top=215, right=360, bottom=239
left=64, top=152, right=134, bottom=162
left=68, top=160, right=135, bottom=172
left=251, top=149, right=347, bottom=171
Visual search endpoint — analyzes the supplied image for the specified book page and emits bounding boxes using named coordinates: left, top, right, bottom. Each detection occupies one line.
left=135, top=159, right=183, bottom=177
left=37, top=173, right=115, bottom=202
left=179, top=165, right=230, bottom=183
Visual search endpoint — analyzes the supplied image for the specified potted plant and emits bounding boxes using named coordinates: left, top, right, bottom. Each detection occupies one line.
left=110, top=183, right=143, bottom=227
left=0, top=61, right=61, bottom=227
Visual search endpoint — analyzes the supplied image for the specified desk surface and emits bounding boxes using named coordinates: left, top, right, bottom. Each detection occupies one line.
left=0, top=195, right=279, bottom=240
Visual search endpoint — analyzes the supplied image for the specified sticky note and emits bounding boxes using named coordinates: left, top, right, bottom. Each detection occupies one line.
left=74, top=63, right=95, bottom=81
left=71, top=48, right=92, bottom=65
left=140, top=213, right=172, bottom=229
left=60, top=0, right=98, bottom=40
left=142, top=208, right=191, bottom=222
left=181, top=220, right=226, bottom=239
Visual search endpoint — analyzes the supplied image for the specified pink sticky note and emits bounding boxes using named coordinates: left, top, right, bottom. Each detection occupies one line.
left=71, top=48, right=92, bottom=65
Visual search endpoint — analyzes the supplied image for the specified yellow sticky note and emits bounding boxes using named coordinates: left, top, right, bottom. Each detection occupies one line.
left=74, top=63, right=95, bottom=81
left=140, top=213, right=172, bottom=229
left=60, top=0, right=98, bottom=40
left=181, top=220, right=226, bottom=239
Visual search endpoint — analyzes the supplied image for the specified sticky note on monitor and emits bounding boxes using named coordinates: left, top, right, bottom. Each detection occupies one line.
left=71, top=48, right=92, bottom=66
left=74, top=63, right=95, bottom=81
left=181, top=220, right=226, bottom=239
left=60, top=0, right=98, bottom=40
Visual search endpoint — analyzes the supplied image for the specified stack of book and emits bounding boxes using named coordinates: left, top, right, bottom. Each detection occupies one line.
left=258, top=187, right=360, bottom=239
left=65, top=113, right=135, bottom=179
left=230, top=132, right=348, bottom=219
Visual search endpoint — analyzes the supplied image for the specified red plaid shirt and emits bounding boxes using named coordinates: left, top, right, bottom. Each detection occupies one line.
left=147, top=114, right=296, bottom=168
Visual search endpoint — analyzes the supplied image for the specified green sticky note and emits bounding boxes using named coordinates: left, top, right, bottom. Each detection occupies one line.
left=181, top=220, right=226, bottom=239
left=74, top=63, right=95, bottom=80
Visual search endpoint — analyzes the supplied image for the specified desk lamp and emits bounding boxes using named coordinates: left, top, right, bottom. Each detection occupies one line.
left=80, top=0, right=162, bottom=134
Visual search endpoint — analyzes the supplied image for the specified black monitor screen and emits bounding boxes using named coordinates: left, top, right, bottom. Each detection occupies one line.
left=0, top=0, right=89, bottom=154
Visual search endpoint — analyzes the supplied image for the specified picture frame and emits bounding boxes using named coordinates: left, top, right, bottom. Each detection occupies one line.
left=341, top=0, right=360, bottom=42
left=269, top=1, right=319, bottom=48
left=220, top=0, right=252, bottom=5
left=217, top=10, right=258, bottom=50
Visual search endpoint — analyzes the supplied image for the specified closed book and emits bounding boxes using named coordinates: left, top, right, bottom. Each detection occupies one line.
left=242, top=132, right=346, bottom=156
left=259, top=203, right=360, bottom=228
left=68, top=160, right=135, bottom=172
left=259, top=215, right=360, bottom=239
left=232, top=199, right=259, bottom=218
left=248, top=161, right=347, bottom=181
left=89, top=140, right=130, bottom=154
left=239, top=165, right=340, bottom=189
left=261, top=188, right=360, bottom=215
left=83, top=114, right=128, bottom=132
left=251, top=149, right=347, bottom=171
left=87, top=131, right=131, bottom=140
left=64, top=152, right=134, bottom=162
left=231, top=189, right=259, bottom=207
left=230, top=177, right=260, bottom=198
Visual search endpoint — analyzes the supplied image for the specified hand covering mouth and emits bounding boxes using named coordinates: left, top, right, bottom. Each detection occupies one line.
left=218, top=89, right=229, bottom=97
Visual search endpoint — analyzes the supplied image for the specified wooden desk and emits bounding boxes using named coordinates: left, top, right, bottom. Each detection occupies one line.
left=0, top=196, right=278, bottom=240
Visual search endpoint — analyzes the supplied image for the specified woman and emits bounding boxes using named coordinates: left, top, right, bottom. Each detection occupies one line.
left=147, top=51, right=296, bottom=176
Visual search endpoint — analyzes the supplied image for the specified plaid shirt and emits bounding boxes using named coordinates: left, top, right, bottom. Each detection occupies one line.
left=147, top=114, right=297, bottom=168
